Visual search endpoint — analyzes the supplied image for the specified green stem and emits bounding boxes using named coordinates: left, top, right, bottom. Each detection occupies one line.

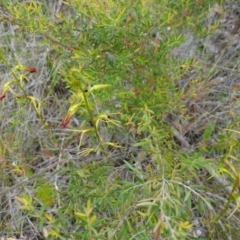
left=78, top=82, right=108, bottom=158
left=209, top=177, right=238, bottom=239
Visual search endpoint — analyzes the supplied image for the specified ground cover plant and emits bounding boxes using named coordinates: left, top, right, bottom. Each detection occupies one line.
left=1, top=0, right=240, bottom=239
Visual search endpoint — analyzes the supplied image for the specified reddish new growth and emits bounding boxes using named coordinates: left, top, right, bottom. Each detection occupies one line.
left=0, top=90, right=6, bottom=100
left=0, top=87, right=7, bottom=101
left=60, top=113, right=72, bottom=128
left=25, top=66, right=37, bottom=73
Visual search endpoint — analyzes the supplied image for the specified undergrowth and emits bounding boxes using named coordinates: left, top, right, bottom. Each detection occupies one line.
left=1, top=0, right=240, bottom=239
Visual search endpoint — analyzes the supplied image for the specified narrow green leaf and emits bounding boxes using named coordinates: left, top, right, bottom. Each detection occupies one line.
left=203, top=121, right=215, bottom=140
left=89, top=84, right=111, bottom=92
left=184, top=190, right=191, bottom=202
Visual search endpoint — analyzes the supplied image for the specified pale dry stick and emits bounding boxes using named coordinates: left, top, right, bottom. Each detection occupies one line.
left=26, top=216, right=40, bottom=238
left=43, top=34, right=77, bottom=51
left=169, top=180, right=214, bottom=211
left=111, top=206, right=135, bottom=238
left=54, top=0, right=63, bottom=15
left=162, top=214, right=178, bottom=240
left=172, top=129, right=190, bottom=148
left=212, top=18, right=240, bottom=61
left=205, top=191, right=237, bottom=209
left=129, top=230, right=146, bottom=240
left=7, top=190, right=20, bottom=230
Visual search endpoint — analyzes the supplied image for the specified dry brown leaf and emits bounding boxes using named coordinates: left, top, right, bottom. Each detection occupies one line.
left=40, top=149, right=55, bottom=157
left=212, top=3, right=223, bottom=15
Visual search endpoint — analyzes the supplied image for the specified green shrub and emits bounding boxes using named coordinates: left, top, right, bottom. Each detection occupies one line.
left=2, top=1, right=240, bottom=240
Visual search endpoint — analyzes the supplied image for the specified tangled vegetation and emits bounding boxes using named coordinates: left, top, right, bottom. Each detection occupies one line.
left=1, top=0, right=240, bottom=239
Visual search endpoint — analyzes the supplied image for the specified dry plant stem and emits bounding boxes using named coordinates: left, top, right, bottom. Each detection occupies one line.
left=129, top=230, right=147, bottom=240
left=153, top=216, right=162, bottom=240
left=169, top=180, right=214, bottom=210
left=172, top=129, right=190, bottom=148
left=0, top=55, right=66, bottom=158
left=205, top=191, right=237, bottom=208
left=29, top=103, right=66, bottom=158
left=211, top=18, right=240, bottom=63
left=43, top=34, right=79, bottom=51
left=112, top=206, right=135, bottom=238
